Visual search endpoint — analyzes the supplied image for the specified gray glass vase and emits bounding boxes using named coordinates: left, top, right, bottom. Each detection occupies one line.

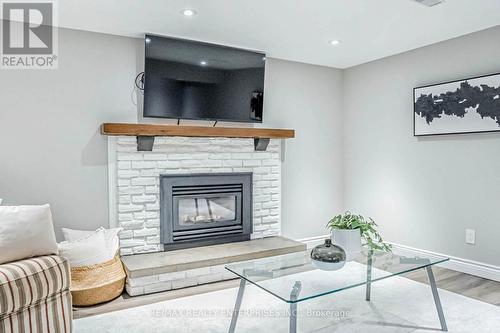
left=310, top=239, right=346, bottom=271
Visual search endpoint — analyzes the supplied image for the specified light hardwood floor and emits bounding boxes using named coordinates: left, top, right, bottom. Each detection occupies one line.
left=74, top=266, right=500, bottom=319
left=402, top=266, right=500, bottom=306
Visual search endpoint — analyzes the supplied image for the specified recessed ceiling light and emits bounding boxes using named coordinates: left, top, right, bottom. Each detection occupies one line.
left=200, top=60, right=207, bottom=66
left=181, top=8, right=197, bottom=17
left=145, top=37, right=151, bottom=44
left=329, top=40, right=340, bottom=46
left=412, top=0, right=444, bottom=7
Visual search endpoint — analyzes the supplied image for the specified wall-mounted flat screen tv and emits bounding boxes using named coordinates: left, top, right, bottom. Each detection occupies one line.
left=143, top=35, right=266, bottom=123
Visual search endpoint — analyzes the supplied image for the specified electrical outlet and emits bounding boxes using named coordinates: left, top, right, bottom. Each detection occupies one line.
left=465, top=229, right=476, bottom=245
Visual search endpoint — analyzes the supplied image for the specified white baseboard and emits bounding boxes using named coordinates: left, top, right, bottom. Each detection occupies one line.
left=295, top=235, right=500, bottom=282
left=389, top=242, right=500, bottom=282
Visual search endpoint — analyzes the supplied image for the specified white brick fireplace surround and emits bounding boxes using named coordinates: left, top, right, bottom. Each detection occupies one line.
left=108, top=136, right=282, bottom=256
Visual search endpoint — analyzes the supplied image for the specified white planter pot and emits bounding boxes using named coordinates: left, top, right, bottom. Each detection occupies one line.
left=331, top=229, right=362, bottom=261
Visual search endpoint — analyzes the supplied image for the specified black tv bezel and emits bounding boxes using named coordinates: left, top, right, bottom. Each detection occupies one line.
left=142, top=34, right=266, bottom=124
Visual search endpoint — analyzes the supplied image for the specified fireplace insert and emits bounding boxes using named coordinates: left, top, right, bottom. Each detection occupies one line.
left=160, top=173, right=252, bottom=250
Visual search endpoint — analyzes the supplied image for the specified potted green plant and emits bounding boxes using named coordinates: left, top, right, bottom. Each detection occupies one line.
left=327, top=212, right=391, bottom=260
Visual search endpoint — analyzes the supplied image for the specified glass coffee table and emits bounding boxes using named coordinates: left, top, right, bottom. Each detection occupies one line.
left=225, top=248, right=449, bottom=332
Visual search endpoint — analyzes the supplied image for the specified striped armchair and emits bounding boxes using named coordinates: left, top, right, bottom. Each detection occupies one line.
left=0, top=255, right=72, bottom=333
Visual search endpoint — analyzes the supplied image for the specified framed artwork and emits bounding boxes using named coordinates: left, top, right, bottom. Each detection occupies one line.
left=414, top=72, right=500, bottom=136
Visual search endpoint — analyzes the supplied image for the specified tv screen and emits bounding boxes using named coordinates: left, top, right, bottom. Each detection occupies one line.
left=143, top=35, right=266, bottom=123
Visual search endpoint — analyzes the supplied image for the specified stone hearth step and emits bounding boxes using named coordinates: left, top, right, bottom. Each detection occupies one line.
left=122, top=236, right=306, bottom=296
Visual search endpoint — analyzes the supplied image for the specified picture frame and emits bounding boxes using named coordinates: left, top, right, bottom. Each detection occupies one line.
left=414, top=72, right=500, bottom=136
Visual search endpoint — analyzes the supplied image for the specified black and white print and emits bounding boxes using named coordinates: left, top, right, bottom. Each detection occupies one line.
left=414, top=73, right=500, bottom=136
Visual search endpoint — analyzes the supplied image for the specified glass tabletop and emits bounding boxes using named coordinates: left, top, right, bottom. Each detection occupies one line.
left=225, top=248, right=449, bottom=303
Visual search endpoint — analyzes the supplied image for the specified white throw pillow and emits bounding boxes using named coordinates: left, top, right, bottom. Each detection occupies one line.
left=61, top=228, right=92, bottom=241
left=58, top=229, right=109, bottom=267
left=62, top=227, right=122, bottom=260
left=0, top=204, right=59, bottom=264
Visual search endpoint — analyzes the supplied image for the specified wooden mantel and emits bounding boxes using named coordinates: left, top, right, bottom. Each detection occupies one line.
left=101, top=123, right=295, bottom=151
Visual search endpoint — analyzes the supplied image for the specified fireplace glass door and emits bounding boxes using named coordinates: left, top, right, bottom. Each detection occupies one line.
left=178, top=194, right=237, bottom=226
left=173, top=192, right=241, bottom=231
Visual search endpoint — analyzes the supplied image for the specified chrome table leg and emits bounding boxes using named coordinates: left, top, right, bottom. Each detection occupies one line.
left=289, top=281, right=302, bottom=333
left=366, top=250, right=373, bottom=301
left=426, top=266, right=448, bottom=331
left=229, top=278, right=246, bottom=333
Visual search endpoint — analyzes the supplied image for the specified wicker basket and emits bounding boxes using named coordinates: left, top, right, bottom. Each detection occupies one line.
left=70, top=255, right=126, bottom=306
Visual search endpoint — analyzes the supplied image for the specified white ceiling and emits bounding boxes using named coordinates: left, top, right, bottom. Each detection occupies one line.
left=59, top=0, right=500, bottom=69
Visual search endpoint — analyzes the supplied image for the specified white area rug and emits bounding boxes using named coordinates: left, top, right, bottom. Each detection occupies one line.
left=75, top=271, right=500, bottom=333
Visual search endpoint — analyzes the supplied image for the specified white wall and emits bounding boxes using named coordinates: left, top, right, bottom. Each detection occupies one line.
left=263, top=59, right=344, bottom=240
left=0, top=28, right=140, bottom=239
left=0, top=28, right=344, bottom=241
left=343, top=26, right=500, bottom=266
